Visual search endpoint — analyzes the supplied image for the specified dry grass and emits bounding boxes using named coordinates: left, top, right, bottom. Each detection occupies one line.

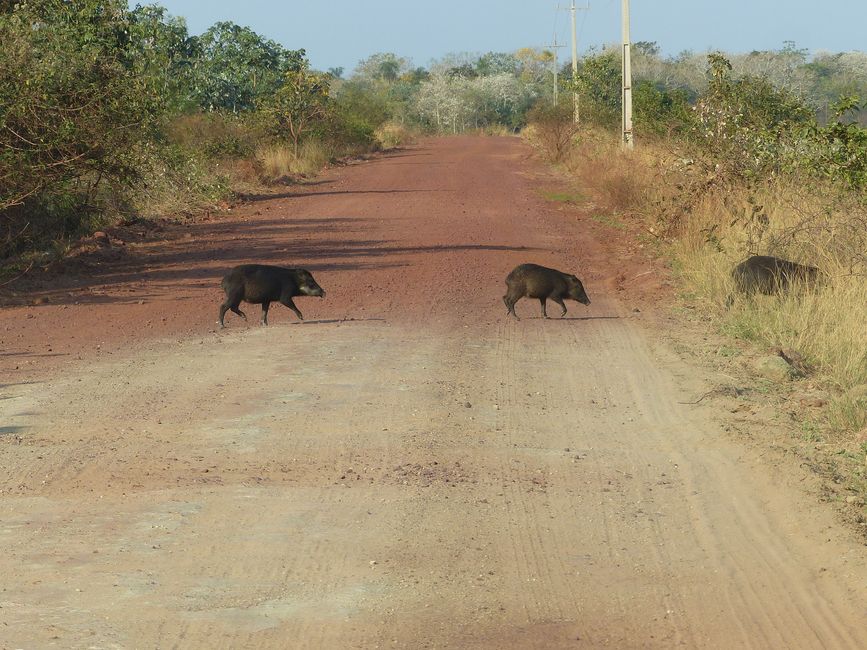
left=533, top=125, right=867, bottom=437
left=257, top=140, right=332, bottom=181
left=543, top=129, right=867, bottom=510
left=374, top=122, right=417, bottom=149
left=477, top=124, right=512, bottom=137
left=533, top=128, right=656, bottom=216
left=674, top=186, right=867, bottom=432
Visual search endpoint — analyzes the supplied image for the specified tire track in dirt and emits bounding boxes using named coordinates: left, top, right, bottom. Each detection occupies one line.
left=1, top=137, right=865, bottom=648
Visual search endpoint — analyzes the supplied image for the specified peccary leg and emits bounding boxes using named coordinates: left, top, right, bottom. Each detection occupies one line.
left=539, top=298, right=548, bottom=319
left=261, top=301, right=270, bottom=326
left=218, top=294, right=247, bottom=328
left=504, top=295, right=519, bottom=320
left=552, top=297, right=567, bottom=317
left=281, top=297, right=304, bottom=320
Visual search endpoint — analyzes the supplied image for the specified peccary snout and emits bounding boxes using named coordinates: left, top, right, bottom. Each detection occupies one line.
left=503, top=263, right=590, bottom=320
left=218, top=264, right=325, bottom=328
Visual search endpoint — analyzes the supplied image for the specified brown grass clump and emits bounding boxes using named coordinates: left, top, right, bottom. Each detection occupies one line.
left=375, top=122, right=417, bottom=149
left=257, top=140, right=332, bottom=181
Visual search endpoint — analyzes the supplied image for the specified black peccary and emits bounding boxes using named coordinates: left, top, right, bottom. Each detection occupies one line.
left=503, top=263, right=591, bottom=320
left=218, top=264, right=325, bottom=328
left=731, top=255, right=820, bottom=296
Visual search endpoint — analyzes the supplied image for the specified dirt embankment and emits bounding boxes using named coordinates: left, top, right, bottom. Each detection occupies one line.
left=1, top=137, right=865, bottom=649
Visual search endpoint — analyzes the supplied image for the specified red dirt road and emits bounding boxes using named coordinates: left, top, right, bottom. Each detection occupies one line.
left=1, top=137, right=866, bottom=648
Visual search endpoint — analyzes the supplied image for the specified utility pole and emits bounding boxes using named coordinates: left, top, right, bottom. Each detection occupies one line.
left=621, top=0, right=634, bottom=148
left=570, top=1, right=579, bottom=122
left=559, top=2, right=589, bottom=122
left=545, top=33, right=565, bottom=105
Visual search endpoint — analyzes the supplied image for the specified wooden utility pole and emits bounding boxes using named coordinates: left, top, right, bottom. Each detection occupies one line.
left=621, top=0, right=634, bottom=148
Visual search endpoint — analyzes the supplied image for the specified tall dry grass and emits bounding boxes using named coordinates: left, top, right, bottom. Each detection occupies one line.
left=375, top=121, right=417, bottom=149
left=672, top=180, right=867, bottom=433
left=527, top=125, right=867, bottom=435
left=257, top=140, right=332, bottom=181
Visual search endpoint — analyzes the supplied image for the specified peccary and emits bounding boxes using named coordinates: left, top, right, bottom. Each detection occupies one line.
left=731, top=255, right=820, bottom=296
left=218, top=264, right=325, bottom=328
left=503, top=263, right=590, bottom=320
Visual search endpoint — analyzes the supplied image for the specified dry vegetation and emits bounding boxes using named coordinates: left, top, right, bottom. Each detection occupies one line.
left=525, top=124, right=867, bottom=509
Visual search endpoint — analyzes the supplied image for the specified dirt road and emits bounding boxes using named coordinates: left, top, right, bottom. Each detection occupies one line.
left=1, top=137, right=865, bottom=648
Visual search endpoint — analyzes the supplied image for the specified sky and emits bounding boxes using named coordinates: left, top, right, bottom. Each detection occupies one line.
left=144, top=1, right=867, bottom=73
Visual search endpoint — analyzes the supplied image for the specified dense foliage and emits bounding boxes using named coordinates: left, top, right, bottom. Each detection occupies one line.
left=2, top=1, right=866, bottom=262
left=1, top=0, right=170, bottom=252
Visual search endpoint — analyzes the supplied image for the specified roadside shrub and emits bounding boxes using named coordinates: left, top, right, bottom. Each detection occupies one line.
left=321, top=109, right=377, bottom=155
left=164, top=113, right=264, bottom=159
left=0, top=0, right=166, bottom=254
left=129, top=143, right=229, bottom=219
left=575, top=48, right=621, bottom=128
left=633, top=80, right=693, bottom=137
left=526, top=101, right=579, bottom=162
left=375, top=121, right=415, bottom=148
left=257, top=140, right=331, bottom=180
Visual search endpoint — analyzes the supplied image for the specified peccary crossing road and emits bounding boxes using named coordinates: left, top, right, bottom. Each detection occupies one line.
left=218, top=264, right=325, bottom=328
left=503, top=263, right=591, bottom=320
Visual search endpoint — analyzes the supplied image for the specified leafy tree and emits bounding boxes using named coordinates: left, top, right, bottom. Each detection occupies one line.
left=0, top=0, right=167, bottom=243
left=266, top=61, right=332, bottom=156
left=334, top=80, right=391, bottom=130
left=414, top=74, right=472, bottom=132
left=575, top=48, right=621, bottom=127
left=809, top=95, right=867, bottom=187
left=475, top=52, right=518, bottom=77
left=694, top=53, right=814, bottom=179
left=447, top=63, right=478, bottom=80
left=127, top=4, right=198, bottom=111
left=633, top=81, right=692, bottom=136
left=189, top=21, right=305, bottom=112
left=353, top=53, right=411, bottom=83
left=515, top=47, right=555, bottom=86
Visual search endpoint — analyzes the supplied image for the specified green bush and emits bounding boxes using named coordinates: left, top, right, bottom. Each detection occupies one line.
left=0, top=0, right=167, bottom=255
left=633, top=80, right=693, bottom=137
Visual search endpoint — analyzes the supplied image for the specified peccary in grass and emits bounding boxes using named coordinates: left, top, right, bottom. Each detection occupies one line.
left=503, top=263, right=590, bottom=320
left=218, top=264, right=325, bottom=328
left=731, top=255, right=820, bottom=296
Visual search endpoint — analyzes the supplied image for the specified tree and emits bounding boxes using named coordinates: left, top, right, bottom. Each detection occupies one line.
left=127, top=4, right=198, bottom=111
left=267, top=61, right=332, bottom=156
left=476, top=52, right=518, bottom=77
left=575, top=48, right=621, bottom=127
left=189, top=21, right=305, bottom=112
left=353, top=53, right=411, bottom=83
left=633, top=81, right=692, bottom=136
left=0, top=0, right=165, bottom=218
left=515, top=47, right=555, bottom=86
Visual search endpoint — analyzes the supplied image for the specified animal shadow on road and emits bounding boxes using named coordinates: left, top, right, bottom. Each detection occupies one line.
left=291, top=318, right=387, bottom=325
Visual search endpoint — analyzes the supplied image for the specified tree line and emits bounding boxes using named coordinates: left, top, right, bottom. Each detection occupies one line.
left=2, top=1, right=865, bottom=263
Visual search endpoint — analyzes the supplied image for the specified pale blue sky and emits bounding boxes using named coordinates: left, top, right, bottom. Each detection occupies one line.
left=143, top=1, right=866, bottom=72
